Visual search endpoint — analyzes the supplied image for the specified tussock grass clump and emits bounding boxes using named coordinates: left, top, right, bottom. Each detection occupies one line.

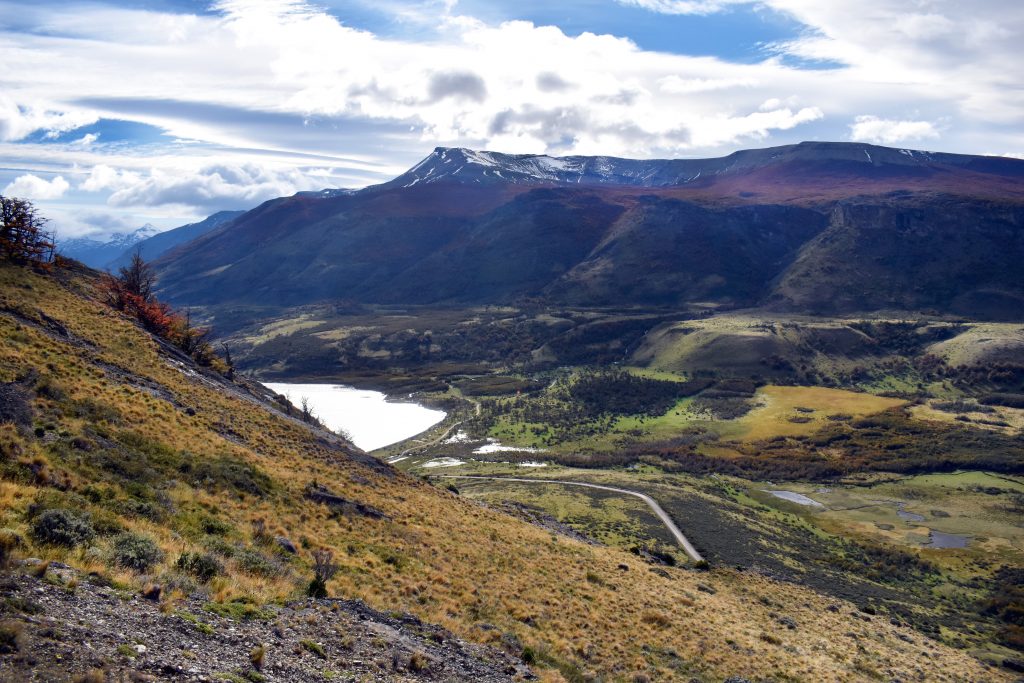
left=0, top=620, right=23, bottom=654
left=0, top=528, right=24, bottom=567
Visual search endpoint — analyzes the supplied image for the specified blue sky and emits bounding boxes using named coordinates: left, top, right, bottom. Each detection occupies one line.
left=1, top=0, right=1021, bottom=237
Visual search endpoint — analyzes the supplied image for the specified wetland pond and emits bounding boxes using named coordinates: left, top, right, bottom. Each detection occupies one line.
left=766, top=490, right=824, bottom=507
left=263, top=383, right=446, bottom=451
left=927, top=530, right=971, bottom=549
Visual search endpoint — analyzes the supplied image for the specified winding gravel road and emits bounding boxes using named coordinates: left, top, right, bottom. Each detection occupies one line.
left=435, top=475, right=704, bottom=563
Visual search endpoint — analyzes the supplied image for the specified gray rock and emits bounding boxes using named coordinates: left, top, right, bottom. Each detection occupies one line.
left=275, top=536, right=298, bottom=554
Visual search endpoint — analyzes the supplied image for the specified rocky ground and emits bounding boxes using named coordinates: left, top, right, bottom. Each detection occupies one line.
left=0, top=563, right=532, bottom=682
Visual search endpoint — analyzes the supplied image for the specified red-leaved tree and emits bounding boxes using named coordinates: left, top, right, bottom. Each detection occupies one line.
left=0, top=196, right=55, bottom=265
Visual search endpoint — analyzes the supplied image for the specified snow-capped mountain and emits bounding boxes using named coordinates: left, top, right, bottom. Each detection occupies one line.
left=59, top=224, right=161, bottom=269
left=385, top=142, right=1024, bottom=189
left=107, top=210, right=246, bottom=271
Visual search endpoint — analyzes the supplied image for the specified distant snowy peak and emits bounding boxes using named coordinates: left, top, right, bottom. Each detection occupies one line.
left=60, top=224, right=162, bottom=269
left=393, top=147, right=660, bottom=188
left=385, top=142, right=1024, bottom=191
left=293, top=188, right=358, bottom=199
left=108, top=224, right=160, bottom=249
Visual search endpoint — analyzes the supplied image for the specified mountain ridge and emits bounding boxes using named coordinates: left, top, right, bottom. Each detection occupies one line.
left=60, top=224, right=160, bottom=269
left=107, top=210, right=246, bottom=271
left=384, top=141, right=1024, bottom=190
left=153, top=141, right=1024, bottom=319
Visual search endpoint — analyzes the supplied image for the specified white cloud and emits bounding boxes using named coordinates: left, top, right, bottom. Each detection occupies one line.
left=616, top=0, right=752, bottom=15
left=0, top=94, right=98, bottom=142
left=0, top=0, right=1019, bottom=226
left=0, top=1, right=834, bottom=163
left=848, top=116, right=940, bottom=145
left=71, top=133, right=99, bottom=146
left=80, top=165, right=143, bottom=193
left=3, top=174, right=70, bottom=200
left=105, top=163, right=322, bottom=210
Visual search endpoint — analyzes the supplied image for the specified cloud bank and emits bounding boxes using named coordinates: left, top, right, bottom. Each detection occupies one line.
left=0, top=0, right=1020, bottom=233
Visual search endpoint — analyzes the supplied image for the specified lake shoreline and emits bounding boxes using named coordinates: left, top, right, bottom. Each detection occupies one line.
left=262, top=381, right=446, bottom=452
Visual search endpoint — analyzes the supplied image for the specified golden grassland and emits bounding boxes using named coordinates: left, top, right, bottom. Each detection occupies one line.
left=0, top=263, right=1010, bottom=682
left=726, top=386, right=906, bottom=442
left=485, top=380, right=907, bottom=453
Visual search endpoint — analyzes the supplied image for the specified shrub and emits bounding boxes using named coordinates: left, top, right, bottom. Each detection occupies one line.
left=308, top=548, right=338, bottom=599
left=110, top=532, right=163, bottom=571
left=191, top=457, right=273, bottom=498
left=176, top=552, right=223, bottom=582
left=200, top=516, right=234, bottom=536
left=236, top=549, right=280, bottom=577
left=203, top=600, right=273, bottom=621
left=30, top=508, right=94, bottom=548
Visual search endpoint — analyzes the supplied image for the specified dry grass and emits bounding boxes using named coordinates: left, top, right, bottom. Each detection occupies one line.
left=0, top=263, right=1009, bottom=682
left=731, top=386, right=905, bottom=441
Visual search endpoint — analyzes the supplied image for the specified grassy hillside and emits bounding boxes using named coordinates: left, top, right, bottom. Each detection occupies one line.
left=0, top=262, right=1012, bottom=681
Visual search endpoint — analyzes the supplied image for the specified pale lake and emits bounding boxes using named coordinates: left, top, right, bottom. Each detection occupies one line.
left=263, top=382, right=446, bottom=451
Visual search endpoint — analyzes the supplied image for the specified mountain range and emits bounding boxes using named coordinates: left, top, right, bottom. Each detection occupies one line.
left=59, top=224, right=160, bottom=269
left=105, top=210, right=245, bottom=271
left=153, top=142, right=1024, bottom=319
left=60, top=210, right=246, bottom=272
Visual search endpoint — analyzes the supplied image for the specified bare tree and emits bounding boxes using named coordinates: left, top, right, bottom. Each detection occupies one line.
left=117, top=251, right=156, bottom=302
left=220, top=342, right=235, bottom=379
left=308, top=548, right=338, bottom=598
left=300, top=395, right=315, bottom=424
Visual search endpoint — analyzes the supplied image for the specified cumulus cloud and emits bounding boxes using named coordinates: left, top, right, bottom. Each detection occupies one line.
left=3, top=174, right=71, bottom=200
left=104, top=163, right=322, bottom=210
left=80, top=164, right=143, bottom=193
left=848, top=116, right=940, bottom=145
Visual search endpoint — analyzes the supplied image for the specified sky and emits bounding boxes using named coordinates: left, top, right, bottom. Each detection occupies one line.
left=1, top=0, right=1022, bottom=237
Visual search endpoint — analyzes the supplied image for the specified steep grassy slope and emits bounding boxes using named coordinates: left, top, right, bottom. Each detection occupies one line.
left=0, top=262, right=1010, bottom=681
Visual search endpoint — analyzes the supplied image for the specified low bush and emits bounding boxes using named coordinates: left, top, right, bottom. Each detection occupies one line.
left=110, top=532, right=163, bottom=571
left=176, top=552, right=223, bottom=582
left=30, top=508, right=94, bottom=548
left=236, top=549, right=281, bottom=577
